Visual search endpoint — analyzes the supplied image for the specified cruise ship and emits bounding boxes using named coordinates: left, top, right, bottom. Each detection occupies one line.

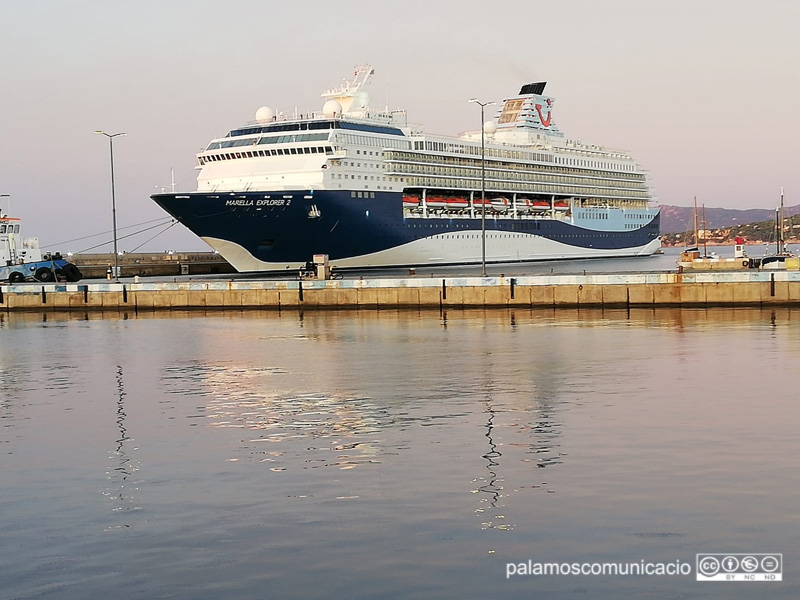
left=152, top=65, right=660, bottom=272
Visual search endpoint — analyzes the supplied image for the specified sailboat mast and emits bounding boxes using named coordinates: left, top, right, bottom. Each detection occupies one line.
left=693, top=196, right=699, bottom=248
left=780, top=186, right=785, bottom=254
left=702, top=204, right=708, bottom=257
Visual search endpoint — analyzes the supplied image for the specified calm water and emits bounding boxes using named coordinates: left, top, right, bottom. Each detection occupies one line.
left=1, top=308, right=798, bottom=599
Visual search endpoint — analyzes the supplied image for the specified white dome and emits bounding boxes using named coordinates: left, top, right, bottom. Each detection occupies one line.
left=322, top=100, right=342, bottom=117
left=483, top=120, right=498, bottom=135
left=255, top=106, right=275, bottom=123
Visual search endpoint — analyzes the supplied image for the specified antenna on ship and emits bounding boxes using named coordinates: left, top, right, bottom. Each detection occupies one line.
left=0, top=193, right=8, bottom=217
left=154, top=169, right=177, bottom=194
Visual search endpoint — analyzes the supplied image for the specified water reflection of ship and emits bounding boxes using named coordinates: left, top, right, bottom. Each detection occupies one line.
left=473, top=322, right=565, bottom=532
left=103, top=365, right=141, bottom=528
left=161, top=361, right=389, bottom=470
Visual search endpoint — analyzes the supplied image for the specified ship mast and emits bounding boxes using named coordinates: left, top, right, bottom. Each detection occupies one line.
left=702, top=204, right=708, bottom=257
left=778, top=186, right=785, bottom=255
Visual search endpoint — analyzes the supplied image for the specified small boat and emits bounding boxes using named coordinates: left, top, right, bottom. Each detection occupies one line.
left=515, top=198, right=534, bottom=213
left=490, top=197, right=511, bottom=211
left=760, top=255, right=798, bottom=270
left=678, top=193, right=799, bottom=271
left=402, top=195, right=420, bottom=209
left=1, top=211, right=81, bottom=283
left=425, top=195, right=447, bottom=209
left=531, top=200, right=550, bottom=210
left=553, top=200, right=569, bottom=210
left=758, top=187, right=797, bottom=270
left=444, top=197, right=469, bottom=210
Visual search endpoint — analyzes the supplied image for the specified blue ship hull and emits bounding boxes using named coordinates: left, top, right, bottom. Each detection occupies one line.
left=152, top=190, right=660, bottom=271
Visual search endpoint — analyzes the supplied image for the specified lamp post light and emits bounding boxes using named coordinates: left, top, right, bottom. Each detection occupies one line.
left=95, top=131, right=126, bottom=282
left=469, top=98, right=495, bottom=276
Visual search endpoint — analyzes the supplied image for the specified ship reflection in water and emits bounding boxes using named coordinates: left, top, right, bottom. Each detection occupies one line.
left=1, top=308, right=799, bottom=599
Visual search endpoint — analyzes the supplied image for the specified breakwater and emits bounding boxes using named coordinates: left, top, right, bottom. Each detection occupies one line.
left=2, top=271, right=800, bottom=311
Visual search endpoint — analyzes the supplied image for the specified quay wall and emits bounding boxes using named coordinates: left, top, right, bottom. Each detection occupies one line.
left=2, top=272, right=800, bottom=312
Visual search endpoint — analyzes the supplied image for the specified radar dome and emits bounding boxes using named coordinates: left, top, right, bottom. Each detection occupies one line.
left=322, top=100, right=342, bottom=117
left=483, top=121, right=498, bottom=135
left=255, top=106, right=275, bottom=123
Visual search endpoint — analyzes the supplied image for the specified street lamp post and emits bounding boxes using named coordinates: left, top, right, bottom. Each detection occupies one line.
left=469, top=98, right=495, bottom=276
left=95, top=131, right=126, bottom=282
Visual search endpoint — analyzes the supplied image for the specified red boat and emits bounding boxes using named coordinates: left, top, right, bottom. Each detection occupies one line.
left=444, top=197, right=469, bottom=210
left=402, top=195, right=420, bottom=209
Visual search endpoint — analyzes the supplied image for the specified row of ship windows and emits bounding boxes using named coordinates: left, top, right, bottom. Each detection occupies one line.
left=334, top=133, right=411, bottom=150
left=340, top=161, right=385, bottom=169
left=403, top=176, right=650, bottom=199
left=333, top=174, right=401, bottom=183
left=555, top=156, right=631, bottom=171
left=386, top=152, right=644, bottom=181
left=199, top=146, right=334, bottom=164
left=415, top=140, right=552, bottom=164
left=399, top=222, right=546, bottom=229
left=389, top=165, right=647, bottom=190
left=208, top=132, right=331, bottom=150
left=415, top=140, right=634, bottom=171
left=373, top=221, right=649, bottom=233
left=576, top=212, right=651, bottom=220
left=426, top=232, right=637, bottom=239
left=229, top=120, right=404, bottom=137
left=0, top=224, right=20, bottom=233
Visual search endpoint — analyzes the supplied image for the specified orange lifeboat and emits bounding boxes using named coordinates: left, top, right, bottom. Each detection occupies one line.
left=425, top=195, right=447, bottom=208
left=402, top=195, right=420, bottom=209
left=444, top=197, right=469, bottom=210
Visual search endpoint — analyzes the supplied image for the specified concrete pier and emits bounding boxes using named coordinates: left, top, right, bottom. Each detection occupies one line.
left=70, top=252, right=235, bottom=279
left=1, top=271, right=799, bottom=312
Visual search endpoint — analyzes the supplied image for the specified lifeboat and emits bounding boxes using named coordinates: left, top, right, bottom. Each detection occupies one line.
left=553, top=200, right=569, bottom=210
left=531, top=200, right=550, bottom=210
left=402, top=195, right=420, bottom=209
left=515, top=198, right=534, bottom=213
left=425, top=195, right=448, bottom=209
left=444, top=197, right=469, bottom=210
left=490, top=197, right=511, bottom=211
left=472, top=197, right=492, bottom=209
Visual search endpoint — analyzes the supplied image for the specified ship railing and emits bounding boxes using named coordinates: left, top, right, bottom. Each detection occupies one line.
left=239, top=109, right=407, bottom=128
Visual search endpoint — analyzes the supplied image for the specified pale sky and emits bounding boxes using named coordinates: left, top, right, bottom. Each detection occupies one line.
left=1, top=0, right=798, bottom=252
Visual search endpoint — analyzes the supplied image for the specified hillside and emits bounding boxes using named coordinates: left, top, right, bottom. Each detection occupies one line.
left=659, top=204, right=800, bottom=234
left=661, top=213, right=800, bottom=247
